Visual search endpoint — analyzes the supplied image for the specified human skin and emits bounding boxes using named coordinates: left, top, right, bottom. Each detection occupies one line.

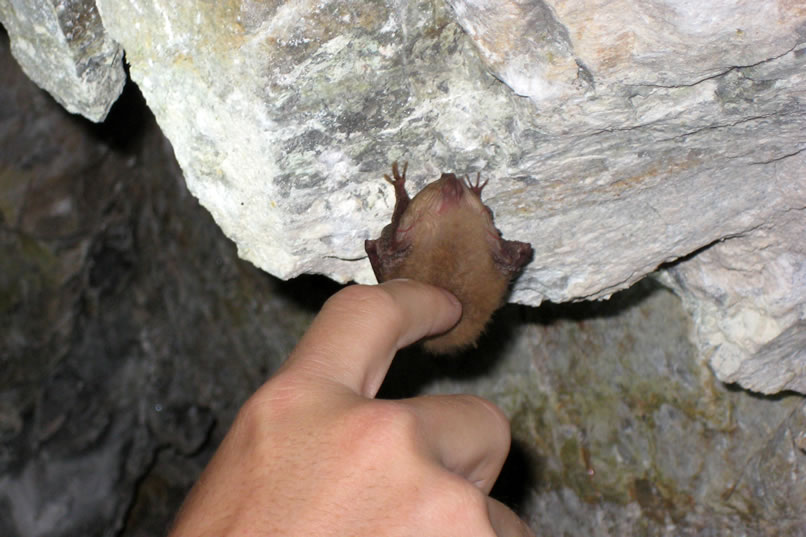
left=167, top=279, right=534, bottom=537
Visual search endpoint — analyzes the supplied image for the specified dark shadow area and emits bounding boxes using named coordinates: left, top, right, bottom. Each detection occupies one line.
left=272, top=273, right=346, bottom=314
left=527, top=276, right=666, bottom=326
left=723, top=381, right=800, bottom=402
left=491, top=437, right=545, bottom=515
left=379, top=308, right=521, bottom=399
left=86, top=72, right=152, bottom=153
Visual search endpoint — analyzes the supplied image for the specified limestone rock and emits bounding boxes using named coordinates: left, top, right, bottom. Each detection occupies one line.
left=661, top=207, right=806, bottom=395
left=12, top=0, right=804, bottom=394
left=0, top=0, right=125, bottom=121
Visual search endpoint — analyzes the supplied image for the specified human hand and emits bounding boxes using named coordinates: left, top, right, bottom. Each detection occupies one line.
left=168, top=280, right=534, bottom=537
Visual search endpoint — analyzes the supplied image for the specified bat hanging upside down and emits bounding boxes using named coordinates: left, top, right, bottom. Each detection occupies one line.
left=365, top=162, right=533, bottom=354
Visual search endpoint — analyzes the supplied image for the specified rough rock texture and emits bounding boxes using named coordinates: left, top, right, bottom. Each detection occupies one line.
left=0, top=0, right=125, bottom=121
left=661, top=209, right=806, bottom=395
left=1, top=32, right=805, bottom=536
left=81, top=0, right=806, bottom=394
left=2, top=1, right=805, bottom=395
left=389, top=280, right=806, bottom=536
left=85, top=0, right=806, bottom=294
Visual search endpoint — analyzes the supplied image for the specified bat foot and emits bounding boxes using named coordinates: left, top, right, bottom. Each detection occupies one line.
left=464, top=172, right=488, bottom=196
left=384, top=161, right=408, bottom=187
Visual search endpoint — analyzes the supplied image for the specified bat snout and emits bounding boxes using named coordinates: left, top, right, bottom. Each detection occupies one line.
left=438, top=173, right=466, bottom=209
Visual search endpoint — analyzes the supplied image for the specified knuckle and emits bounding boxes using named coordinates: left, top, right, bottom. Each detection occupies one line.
left=450, top=482, right=488, bottom=513
left=431, top=477, right=493, bottom=530
left=235, top=374, right=318, bottom=441
left=339, top=401, right=421, bottom=454
left=231, top=391, right=281, bottom=446
left=239, top=383, right=292, bottom=422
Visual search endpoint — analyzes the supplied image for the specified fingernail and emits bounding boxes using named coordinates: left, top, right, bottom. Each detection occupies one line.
left=441, top=288, right=462, bottom=310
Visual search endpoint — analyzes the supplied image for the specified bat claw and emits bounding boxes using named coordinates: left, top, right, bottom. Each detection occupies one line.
left=465, top=172, right=488, bottom=195
left=385, top=161, right=408, bottom=186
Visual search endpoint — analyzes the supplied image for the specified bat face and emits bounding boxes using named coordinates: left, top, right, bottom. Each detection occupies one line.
left=365, top=162, right=533, bottom=354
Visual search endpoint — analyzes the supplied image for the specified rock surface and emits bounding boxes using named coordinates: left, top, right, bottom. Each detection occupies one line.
left=86, top=0, right=806, bottom=296
left=0, top=0, right=125, bottom=121
left=1, top=32, right=805, bottom=536
left=391, top=280, right=806, bottom=536
left=92, top=0, right=806, bottom=393
left=4, top=1, right=804, bottom=394
left=662, top=208, right=806, bottom=394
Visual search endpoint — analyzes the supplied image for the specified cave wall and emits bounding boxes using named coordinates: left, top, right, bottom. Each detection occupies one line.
left=2, top=2, right=806, bottom=536
left=2, top=0, right=805, bottom=395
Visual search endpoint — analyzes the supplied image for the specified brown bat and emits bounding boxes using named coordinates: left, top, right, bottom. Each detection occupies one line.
left=365, top=162, right=533, bottom=354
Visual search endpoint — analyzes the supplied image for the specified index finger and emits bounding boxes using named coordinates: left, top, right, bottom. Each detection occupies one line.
left=284, top=280, right=462, bottom=397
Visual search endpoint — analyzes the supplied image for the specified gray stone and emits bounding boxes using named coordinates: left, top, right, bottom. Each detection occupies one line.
left=86, top=0, right=806, bottom=297
left=87, top=0, right=806, bottom=394
left=0, top=0, right=125, bottom=121
left=662, top=207, right=806, bottom=394
left=386, top=280, right=806, bottom=535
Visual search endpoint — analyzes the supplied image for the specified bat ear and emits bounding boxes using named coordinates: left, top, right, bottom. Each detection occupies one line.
left=494, top=240, right=534, bottom=275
